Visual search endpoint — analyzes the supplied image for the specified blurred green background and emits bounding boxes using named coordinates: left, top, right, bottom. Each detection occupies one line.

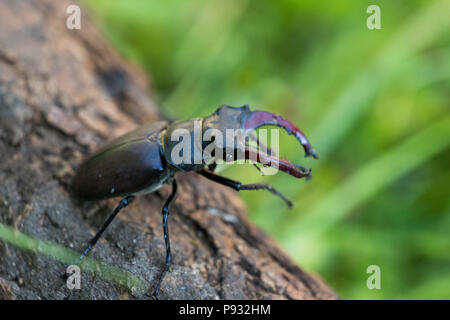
left=82, top=0, right=450, bottom=299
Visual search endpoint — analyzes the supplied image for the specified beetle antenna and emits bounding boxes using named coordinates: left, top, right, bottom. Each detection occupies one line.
left=252, top=162, right=265, bottom=176
left=248, top=131, right=275, bottom=156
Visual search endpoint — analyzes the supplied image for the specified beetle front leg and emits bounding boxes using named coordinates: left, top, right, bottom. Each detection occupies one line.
left=198, top=169, right=293, bottom=207
left=152, top=179, right=178, bottom=299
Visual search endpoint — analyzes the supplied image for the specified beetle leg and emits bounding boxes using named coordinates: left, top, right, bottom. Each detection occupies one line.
left=198, top=169, right=293, bottom=208
left=152, top=179, right=178, bottom=299
left=73, top=195, right=135, bottom=265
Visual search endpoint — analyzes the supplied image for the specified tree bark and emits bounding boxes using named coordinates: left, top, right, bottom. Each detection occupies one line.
left=0, top=0, right=337, bottom=300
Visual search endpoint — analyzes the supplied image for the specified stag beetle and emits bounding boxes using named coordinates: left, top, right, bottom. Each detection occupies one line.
left=70, top=104, right=317, bottom=298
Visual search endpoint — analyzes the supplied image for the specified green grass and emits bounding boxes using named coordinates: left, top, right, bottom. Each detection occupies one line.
left=0, top=223, right=147, bottom=295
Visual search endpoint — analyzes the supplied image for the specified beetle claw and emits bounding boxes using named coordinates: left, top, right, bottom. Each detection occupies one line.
left=241, top=109, right=317, bottom=178
left=294, top=164, right=312, bottom=180
left=242, top=110, right=318, bottom=160
left=203, top=105, right=317, bottom=179
left=245, top=147, right=311, bottom=179
left=292, top=163, right=309, bottom=173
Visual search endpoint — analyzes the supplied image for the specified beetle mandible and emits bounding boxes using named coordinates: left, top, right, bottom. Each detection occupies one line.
left=69, top=104, right=317, bottom=298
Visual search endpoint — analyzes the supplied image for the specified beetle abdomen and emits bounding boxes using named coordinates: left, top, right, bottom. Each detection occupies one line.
left=71, top=122, right=171, bottom=200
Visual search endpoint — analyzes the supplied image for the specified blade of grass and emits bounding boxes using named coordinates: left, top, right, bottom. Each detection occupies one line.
left=0, top=223, right=147, bottom=295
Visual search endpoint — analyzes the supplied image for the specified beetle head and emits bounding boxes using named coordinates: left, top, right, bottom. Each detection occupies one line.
left=202, top=105, right=317, bottom=178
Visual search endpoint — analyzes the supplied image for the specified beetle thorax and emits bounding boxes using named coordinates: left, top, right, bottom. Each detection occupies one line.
left=162, top=106, right=251, bottom=172
left=162, top=118, right=206, bottom=171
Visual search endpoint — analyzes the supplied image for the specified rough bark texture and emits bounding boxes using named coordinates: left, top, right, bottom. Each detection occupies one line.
left=0, top=0, right=338, bottom=300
